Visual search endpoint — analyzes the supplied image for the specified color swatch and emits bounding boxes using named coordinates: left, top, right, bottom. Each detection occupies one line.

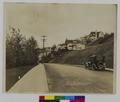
left=39, top=96, right=85, bottom=102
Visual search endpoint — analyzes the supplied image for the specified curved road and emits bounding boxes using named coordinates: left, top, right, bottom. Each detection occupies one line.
left=45, top=63, right=114, bottom=93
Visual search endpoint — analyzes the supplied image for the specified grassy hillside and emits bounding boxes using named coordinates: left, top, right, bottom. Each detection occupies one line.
left=50, top=34, right=114, bottom=68
left=6, top=65, right=35, bottom=91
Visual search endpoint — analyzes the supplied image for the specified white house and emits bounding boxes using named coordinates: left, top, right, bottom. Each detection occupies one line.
left=88, top=31, right=105, bottom=41
left=74, top=43, right=85, bottom=50
left=65, top=39, right=85, bottom=50
left=58, top=43, right=66, bottom=50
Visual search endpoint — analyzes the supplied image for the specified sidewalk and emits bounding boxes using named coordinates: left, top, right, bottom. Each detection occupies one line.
left=71, top=64, right=114, bottom=72
left=8, top=64, right=49, bottom=93
left=106, top=68, right=114, bottom=72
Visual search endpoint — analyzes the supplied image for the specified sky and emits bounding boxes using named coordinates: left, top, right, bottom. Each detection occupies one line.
left=4, top=3, right=117, bottom=48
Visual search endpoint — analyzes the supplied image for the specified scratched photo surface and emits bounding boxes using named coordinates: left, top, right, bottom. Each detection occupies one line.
left=4, top=3, right=116, bottom=93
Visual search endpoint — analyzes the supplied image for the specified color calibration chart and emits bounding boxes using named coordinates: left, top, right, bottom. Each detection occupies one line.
left=39, top=96, right=85, bottom=102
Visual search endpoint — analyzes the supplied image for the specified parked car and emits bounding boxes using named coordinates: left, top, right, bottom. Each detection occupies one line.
left=84, top=55, right=106, bottom=71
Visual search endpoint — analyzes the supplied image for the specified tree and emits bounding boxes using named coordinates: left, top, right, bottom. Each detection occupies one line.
left=25, top=36, right=39, bottom=65
left=6, top=27, right=40, bottom=68
left=6, top=27, right=24, bottom=67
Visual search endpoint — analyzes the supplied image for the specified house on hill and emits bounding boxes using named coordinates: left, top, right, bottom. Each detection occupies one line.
left=88, top=31, right=104, bottom=41
left=65, top=39, right=85, bottom=50
left=58, top=43, right=66, bottom=50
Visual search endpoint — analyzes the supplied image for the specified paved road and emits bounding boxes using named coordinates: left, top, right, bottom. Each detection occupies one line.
left=44, top=63, right=114, bottom=93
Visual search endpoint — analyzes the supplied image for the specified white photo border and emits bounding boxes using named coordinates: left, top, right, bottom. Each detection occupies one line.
left=0, top=0, right=120, bottom=102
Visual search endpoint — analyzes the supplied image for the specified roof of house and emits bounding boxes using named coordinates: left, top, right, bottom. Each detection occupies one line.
left=65, top=39, right=81, bottom=44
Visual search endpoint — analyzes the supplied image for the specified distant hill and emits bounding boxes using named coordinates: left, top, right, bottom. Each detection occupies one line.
left=50, top=34, right=114, bottom=68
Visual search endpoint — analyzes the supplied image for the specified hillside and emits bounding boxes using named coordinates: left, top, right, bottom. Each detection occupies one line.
left=50, top=34, right=114, bottom=68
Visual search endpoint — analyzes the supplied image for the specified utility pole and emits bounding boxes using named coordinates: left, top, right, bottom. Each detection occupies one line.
left=41, top=35, right=47, bottom=57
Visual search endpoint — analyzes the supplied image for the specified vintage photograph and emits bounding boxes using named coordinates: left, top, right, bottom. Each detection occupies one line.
left=4, top=3, right=116, bottom=93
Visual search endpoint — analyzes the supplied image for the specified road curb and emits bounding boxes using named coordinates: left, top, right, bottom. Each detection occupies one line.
left=106, top=68, right=114, bottom=72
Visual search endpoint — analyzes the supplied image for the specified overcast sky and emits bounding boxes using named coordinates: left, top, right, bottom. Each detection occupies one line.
left=5, top=3, right=117, bottom=48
